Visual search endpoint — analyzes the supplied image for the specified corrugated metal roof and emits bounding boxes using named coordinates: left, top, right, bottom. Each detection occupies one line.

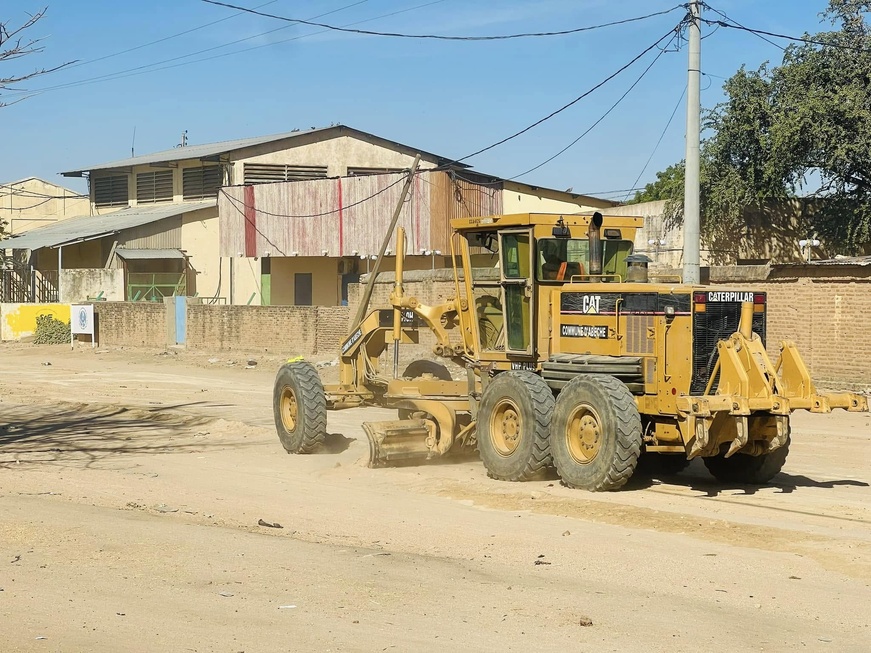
left=1, top=200, right=215, bottom=251
left=60, top=125, right=463, bottom=176
left=115, top=248, right=186, bottom=260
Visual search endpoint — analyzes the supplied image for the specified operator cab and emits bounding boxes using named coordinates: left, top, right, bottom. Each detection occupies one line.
left=455, top=212, right=640, bottom=360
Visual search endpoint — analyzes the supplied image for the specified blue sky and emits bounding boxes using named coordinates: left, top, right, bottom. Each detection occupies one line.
left=0, top=1, right=838, bottom=198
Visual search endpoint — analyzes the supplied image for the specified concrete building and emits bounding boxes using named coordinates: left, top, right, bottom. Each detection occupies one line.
left=218, top=169, right=617, bottom=306
left=609, top=199, right=829, bottom=268
left=0, top=177, right=89, bottom=236
left=4, top=125, right=615, bottom=305
left=3, top=126, right=458, bottom=302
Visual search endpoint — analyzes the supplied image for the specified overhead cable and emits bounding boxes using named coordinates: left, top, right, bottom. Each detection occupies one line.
left=509, top=30, right=680, bottom=181
left=218, top=173, right=410, bottom=219
left=447, top=21, right=688, bottom=166
left=623, top=84, right=687, bottom=201
left=701, top=3, right=871, bottom=53
left=201, top=0, right=687, bottom=41
left=1, top=0, right=392, bottom=99
left=63, top=0, right=284, bottom=71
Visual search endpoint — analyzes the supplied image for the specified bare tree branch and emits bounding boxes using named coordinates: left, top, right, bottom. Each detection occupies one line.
left=0, top=7, right=76, bottom=107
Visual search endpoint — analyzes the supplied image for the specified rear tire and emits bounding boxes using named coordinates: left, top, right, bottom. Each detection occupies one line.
left=477, top=371, right=553, bottom=482
left=550, top=374, right=642, bottom=491
left=703, top=437, right=790, bottom=485
left=273, top=362, right=327, bottom=454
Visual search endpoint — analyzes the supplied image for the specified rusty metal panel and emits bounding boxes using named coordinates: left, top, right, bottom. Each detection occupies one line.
left=218, top=170, right=501, bottom=258
left=428, top=171, right=502, bottom=252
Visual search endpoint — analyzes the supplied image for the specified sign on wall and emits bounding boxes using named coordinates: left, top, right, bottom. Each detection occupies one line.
left=70, top=303, right=95, bottom=348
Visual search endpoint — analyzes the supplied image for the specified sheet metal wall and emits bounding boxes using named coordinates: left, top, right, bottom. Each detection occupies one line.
left=219, top=171, right=502, bottom=258
left=121, top=216, right=183, bottom=249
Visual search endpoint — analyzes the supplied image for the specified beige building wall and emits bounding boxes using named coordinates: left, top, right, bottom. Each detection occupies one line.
left=270, top=257, right=340, bottom=306
left=229, top=134, right=438, bottom=182
left=179, top=207, right=224, bottom=300
left=502, top=185, right=616, bottom=215
left=1, top=178, right=90, bottom=235
left=231, top=257, right=261, bottom=305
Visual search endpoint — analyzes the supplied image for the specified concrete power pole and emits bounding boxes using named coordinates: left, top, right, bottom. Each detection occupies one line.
left=683, top=1, right=702, bottom=284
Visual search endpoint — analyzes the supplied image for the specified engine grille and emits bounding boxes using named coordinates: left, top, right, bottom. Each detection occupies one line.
left=691, top=301, right=766, bottom=394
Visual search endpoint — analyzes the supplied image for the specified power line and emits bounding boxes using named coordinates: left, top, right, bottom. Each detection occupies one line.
left=449, top=21, right=689, bottom=165
left=0, top=183, right=87, bottom=199
left=623, top=85, right=687, bottom=201
left=201, top=0, right=686, bottom=41
left=1, top=0, right=381, bottom=100
left=62, top=0, right=282, bottom=71
left=219, top=173, right=410, bottom=219
left=510, top=30, right=680, bottom=181
left=701, top=4, right=786, bottom=52
left=702, top=3, right=871, bottom=53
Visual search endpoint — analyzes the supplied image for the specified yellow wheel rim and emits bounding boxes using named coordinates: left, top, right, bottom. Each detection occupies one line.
left=566, top=403, right=602, bottom=464
left=280, top=386, right=298, bottom=432
left=490, top=398, right=522, bottom=457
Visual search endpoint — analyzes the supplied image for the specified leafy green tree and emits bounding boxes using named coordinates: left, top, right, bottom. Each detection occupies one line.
left=631, top=1, right=871, bottom=256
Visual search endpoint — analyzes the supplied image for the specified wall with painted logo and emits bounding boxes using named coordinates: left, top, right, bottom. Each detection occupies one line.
left=0, top=303, right=71, bottom=340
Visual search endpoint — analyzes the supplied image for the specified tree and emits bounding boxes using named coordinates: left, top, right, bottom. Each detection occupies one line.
left=1, top=7, right=72, bottom=109
left=630, top=0, right=871, bottom=256
left=1, top=7, right=71, bottom=238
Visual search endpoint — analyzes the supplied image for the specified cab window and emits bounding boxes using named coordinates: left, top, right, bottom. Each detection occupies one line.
left=537, top=238, right=588, bottom=281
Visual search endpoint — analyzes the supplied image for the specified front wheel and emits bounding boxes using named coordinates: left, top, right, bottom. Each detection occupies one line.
left=273, top=361, right=327, bottom=454
left=550, top=374, right=642, bottom=491
left=703, top=437, right=790, bottom=484
left=476, top=371, right=554, bottom=482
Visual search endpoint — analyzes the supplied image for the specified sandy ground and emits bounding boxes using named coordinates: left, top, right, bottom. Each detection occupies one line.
left=1, top=342, right=869, bottom=652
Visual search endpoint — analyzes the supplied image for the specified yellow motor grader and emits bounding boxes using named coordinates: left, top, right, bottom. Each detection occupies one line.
left=272, top=211, right=867, bottom=490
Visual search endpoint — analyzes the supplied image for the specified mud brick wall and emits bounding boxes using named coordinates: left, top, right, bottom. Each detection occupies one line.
left=186, top=305, right=318, bottom=354
left=95, top=302, right=169, bottom=348
left=754, top=279, right=871, bottom=387
left=315, top=306, right=350, bottom=357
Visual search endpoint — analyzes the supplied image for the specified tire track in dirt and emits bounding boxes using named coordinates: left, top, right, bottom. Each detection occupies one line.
left=429, top=479, right=871, bottom=581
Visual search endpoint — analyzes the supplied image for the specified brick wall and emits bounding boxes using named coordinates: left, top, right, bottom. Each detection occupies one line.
left=186, top=305, right=318, bottom=354
left=756, top=279, right=871, bottom=386
left=95, top=302, right=168, bottom=348
left=315, top=306, right=350, bottom=356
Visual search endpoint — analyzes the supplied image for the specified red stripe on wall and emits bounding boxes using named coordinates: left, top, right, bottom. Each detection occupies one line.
left=337, top=177, right=344, bottom=256
left=244, top=185, right=257, bottom=257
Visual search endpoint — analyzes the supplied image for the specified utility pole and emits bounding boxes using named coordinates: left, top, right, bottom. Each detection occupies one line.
left=683, top=1, right=701, bottom=284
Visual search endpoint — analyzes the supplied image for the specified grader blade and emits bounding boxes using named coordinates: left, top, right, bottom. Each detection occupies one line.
left=363, top=419, right=436, bottom=467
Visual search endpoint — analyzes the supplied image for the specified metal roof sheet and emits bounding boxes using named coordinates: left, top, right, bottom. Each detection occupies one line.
left=0, top=200, right=215, bottom=251
left=115, top=248, right=186, bottom=260
left=60, top=125, right=462, bottom=176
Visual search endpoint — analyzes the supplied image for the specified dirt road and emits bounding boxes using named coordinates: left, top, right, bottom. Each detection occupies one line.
left=1, top=343, right=869, bottom=652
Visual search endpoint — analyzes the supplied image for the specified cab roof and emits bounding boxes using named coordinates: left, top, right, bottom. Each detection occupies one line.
left=450, top=212, right=643, bottom=231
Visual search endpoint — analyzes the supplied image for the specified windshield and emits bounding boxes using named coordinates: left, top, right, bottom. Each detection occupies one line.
left=537, top=238, right=633, bottom=282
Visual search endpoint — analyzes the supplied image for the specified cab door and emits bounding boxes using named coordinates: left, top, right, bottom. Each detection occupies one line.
left=499, top=229, right=534, bottom=355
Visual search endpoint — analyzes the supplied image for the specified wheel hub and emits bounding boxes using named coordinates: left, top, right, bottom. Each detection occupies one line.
left=566, top=405, right=602, bottom=464
left=490, top=400, right=522, bottom=456
left=280, top=387, right=298, bottom=432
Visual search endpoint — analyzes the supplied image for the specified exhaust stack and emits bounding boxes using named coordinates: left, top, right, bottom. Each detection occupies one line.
left=588, top=212, right=604, bottom=276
